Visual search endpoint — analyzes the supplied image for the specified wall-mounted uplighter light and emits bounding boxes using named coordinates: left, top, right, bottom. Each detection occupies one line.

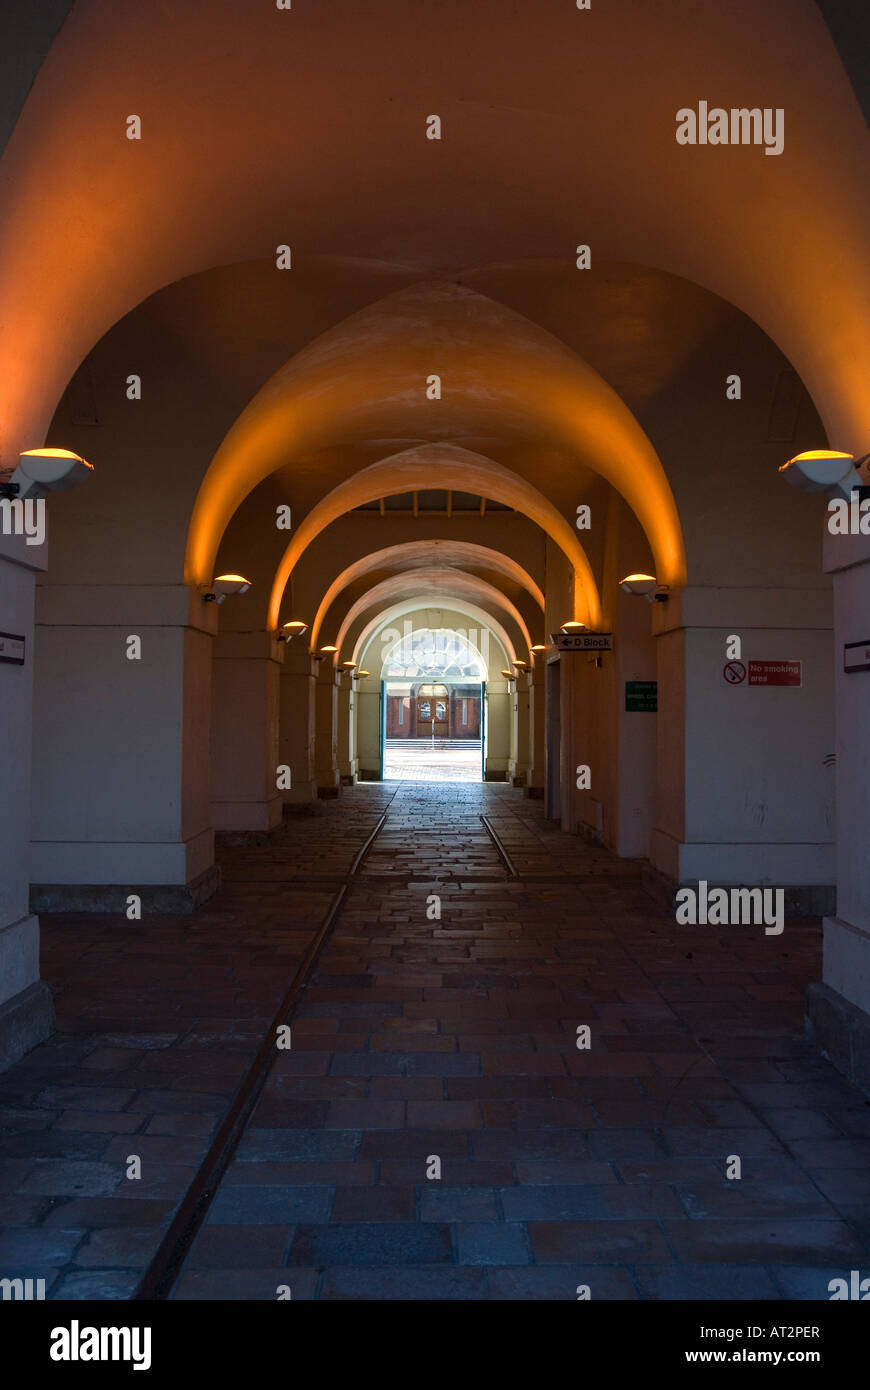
left=619, top=573, right=669, bottom=603
left=778, top=449, right=870, bottom=501
left=277, top=620, right=309, bottom=642
left=201, top=574, right=251, bottom=604
left=1, top=447, right=94, bottom=500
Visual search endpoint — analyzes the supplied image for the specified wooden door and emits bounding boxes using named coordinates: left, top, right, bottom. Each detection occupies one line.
left=417, top=690, right=449, bottom=738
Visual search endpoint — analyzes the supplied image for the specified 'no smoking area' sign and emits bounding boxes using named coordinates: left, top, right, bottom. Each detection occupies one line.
left=720, top=659, right=802, bottom=688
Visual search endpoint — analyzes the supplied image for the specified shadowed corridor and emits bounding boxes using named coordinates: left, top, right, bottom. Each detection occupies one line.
left=0, top=783, right=867, bottom=1300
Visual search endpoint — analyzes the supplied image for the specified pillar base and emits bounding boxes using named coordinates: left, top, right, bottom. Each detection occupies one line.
left=31, top=865, right=221, bottom=916
left=317, top=785, right=340, bottom=799
left=211, top=796, right=282, bottom=835
left=806, top=980, right=870, bottom=1094
left=524, top=785, right=544, bottom=800
left=282, top=780, right=317, bottom=804
left=641, top=864, right=834, bottom=918
left=0, top=981, right=55, bottom=1073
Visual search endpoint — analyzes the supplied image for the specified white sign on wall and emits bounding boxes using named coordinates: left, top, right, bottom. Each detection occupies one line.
left=0, top=630, right=25, bottom=665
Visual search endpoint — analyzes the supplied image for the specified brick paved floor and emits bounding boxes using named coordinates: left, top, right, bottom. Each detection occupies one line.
left=1, top=782, right=868, bottom=1300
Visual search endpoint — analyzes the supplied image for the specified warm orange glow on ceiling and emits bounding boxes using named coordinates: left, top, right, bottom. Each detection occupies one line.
left=332, top=569, right=532, bottom=666
left=307, top=539, right=545, bottom=652
left=257, top=447, right=604, bottom=633
left=2, top=0, right=869, bottom=547
left=183, top=291, right=687, bottom=631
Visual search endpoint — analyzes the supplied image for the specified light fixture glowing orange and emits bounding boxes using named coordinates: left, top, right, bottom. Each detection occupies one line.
left=560, top=620, right=587, bottom=633
left=21, top=447, right=93, bottom=467
left=780, top=450, right=854, bottom=470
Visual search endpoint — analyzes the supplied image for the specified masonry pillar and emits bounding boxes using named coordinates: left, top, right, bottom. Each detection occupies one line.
left=807, top=529, right=870, bottom=1087
left=0, top=538, right=53, bottom=1069
left=355, top=674, right=382, bottom=780
left=649, top=586, right=834, bottom=904
left=512, top=673, right=530, bottom=786
left=278, top=639, right=316, bottom=804
left=484, top=679, right=511, bottom=781
left=210, top=628, right=283, bottom=833
left=525, top=658, right=546, bottom=798
left=315, top=661, right=340, bottom=796
left=30, top=583, right=219, bottom=912
left=337, top=673, right=357, bottom=785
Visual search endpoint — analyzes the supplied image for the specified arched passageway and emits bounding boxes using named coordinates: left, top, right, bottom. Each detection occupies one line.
left=1, top=0, right=869, bottom=1318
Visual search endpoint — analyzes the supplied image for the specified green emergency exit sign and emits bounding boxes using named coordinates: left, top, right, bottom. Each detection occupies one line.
left=625, top=680, right=657, bottom=712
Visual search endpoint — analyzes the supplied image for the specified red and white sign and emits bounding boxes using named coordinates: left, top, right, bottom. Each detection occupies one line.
left=721, top=659, right=802, bottom=687
left=747, top=660, right=801, bottom=686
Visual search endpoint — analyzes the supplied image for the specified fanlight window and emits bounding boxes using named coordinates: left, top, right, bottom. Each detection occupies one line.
left=383, top=628, right=485, bottom=680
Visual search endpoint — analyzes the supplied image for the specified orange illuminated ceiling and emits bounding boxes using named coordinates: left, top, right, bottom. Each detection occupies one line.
left=352, top=597, right=517, bottom=675
left=183, top=285, right=684, bottom=626
left=328, top=569, right=534, bottom=666
left=309, top=540, right=544, bottom=652
left=257, top=440, right=603, bottom=631
left=1, top=0, right=868, bottom=482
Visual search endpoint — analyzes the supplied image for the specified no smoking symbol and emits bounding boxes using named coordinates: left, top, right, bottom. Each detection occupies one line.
left=724, top=660, right=746, bottom=684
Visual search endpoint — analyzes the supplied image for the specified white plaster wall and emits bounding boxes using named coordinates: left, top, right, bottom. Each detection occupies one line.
left=616, top=588, right=658, bottom=859
left=652, top=587, right=834, bottom=885
left=210, top=631, right=282, bottom=832
left=31, top=585, right=215, bottom=883
left=829, top=557, right=870, bottom=932
left=0, top=552, right=40, bottom=1005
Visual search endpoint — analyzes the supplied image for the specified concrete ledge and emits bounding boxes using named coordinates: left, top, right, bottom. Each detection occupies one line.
left=0, top=981, right=55, bottom=1073
left=483, top=771, right=508, bottom=782
left=806, top=980, right=870, bottom=1094
left=641, top=864, right=835, bottom=918
left=215, top=826, right=283, bottom=847
left=31, top=865, right=221, bottom=916
left=210, top=798, right=282, bottom=834
left=357, top=770, right=381, bottom=782
left=282, top=800, right=329, bottom=818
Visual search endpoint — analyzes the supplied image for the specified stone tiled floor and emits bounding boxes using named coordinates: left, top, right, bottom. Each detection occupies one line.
left=1, top=782, right=869, bottom=1300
